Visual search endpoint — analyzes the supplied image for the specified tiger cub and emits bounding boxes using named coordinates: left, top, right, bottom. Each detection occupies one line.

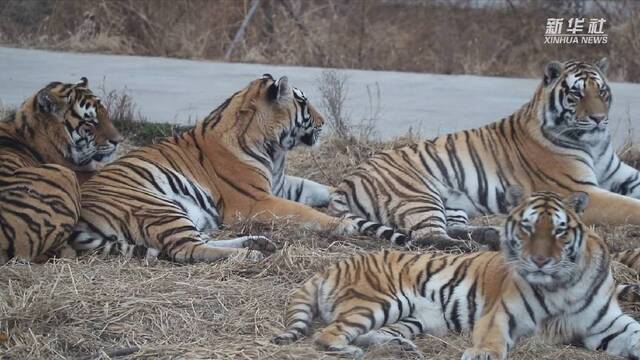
left=0, top=78, right=121, bottom=263
left=274, top=188, right=640, bottom=359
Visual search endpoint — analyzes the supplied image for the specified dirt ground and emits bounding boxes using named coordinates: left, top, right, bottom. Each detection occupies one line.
left=2, top=136, right=640, bottom=360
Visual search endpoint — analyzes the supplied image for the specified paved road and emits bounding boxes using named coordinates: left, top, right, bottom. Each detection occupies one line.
left=0, top=47, right=638, bottom=147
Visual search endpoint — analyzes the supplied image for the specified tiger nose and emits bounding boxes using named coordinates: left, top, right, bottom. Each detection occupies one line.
left=531, top=255, right=551, bottom=268
left=590, top=113, right=607, bottom=123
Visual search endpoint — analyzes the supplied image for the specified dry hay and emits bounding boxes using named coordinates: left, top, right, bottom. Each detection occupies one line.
left=2, top=136, right=640, bottom=360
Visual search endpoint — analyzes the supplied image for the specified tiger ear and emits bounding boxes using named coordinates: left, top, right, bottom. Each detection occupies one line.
left=268, top=76, right=291, bottom=102
left=505, top=185, right=525, bottom=210
left=543, top=61, right=564, bottom=86
left=36, top=89, right=56, bottom=113
left=563, top=192, right=589, bottom=215
left=77, top=77, right=89, bottom=87
left=595, top=57, right=609, bottom=75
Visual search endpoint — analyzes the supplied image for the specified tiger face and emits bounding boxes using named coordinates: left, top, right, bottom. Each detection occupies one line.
left=541, top=58, right=612, bottom=141
left=503, top=188, right=589, bottom=286
left=258, top=74, right=325, bottom=150
left=90, top=103, right=121, bottom=166
left=35, top=78, right=122, bottom=171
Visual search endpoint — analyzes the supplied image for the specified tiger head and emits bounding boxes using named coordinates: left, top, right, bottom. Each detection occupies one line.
left=30, top=77, right=122, bottom=171
left=240, top=74, right=325, bottom=150
left=503, top=187, right=590, bottom=287
left=539, top=58, right=611, bottom=142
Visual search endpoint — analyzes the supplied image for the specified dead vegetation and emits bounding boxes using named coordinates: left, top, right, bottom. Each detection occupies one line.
left=97, top=85, right=174, bottom=148
left=1, top=0, right=640, bottom=82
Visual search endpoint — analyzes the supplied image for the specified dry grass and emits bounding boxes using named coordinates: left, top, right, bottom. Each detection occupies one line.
left=2, top=135, right=640, bottom=360
left=97, top=86, right=175, bottom=148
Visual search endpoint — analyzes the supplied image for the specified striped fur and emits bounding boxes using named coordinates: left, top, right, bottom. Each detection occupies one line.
left=70, top=75, right=358, bottom=263
left=612, top=250, right=640, bottom=303
left=614, top=249, right=640, bottom=274
left=329, top=58, right=640, bottom=249
left=0, top=78, right=121, bottom=264
left=275, top=191, right=640, bottom=359
left=617, top=284, right=640, bottom=304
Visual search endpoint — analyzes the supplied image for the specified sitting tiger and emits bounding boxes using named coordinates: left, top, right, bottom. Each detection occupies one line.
left=330, top=58, right=640, bottom=249
left=70, top=74, right=356, bottom=263
left=0, top=78, right=121, bottom=264
left=274, top=189, right=640, bottom=359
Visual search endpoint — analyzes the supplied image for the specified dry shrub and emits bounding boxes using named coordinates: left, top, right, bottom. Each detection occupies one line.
left=1, top=1, right=639, bottom=82
left=98, top=86, right=175, bottom=147
left=317, top=69, right=350, bottom=139
left=0, top=0, right=243, bottom=58
left=314, top=69, right=389, bottom=167
left=617, top=117, right=640, bottom=170
left=0, top=103, right=15, bottom=121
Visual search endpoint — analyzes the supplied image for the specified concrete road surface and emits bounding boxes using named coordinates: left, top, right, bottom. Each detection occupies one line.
left=0, top=46, right=638, bottom=147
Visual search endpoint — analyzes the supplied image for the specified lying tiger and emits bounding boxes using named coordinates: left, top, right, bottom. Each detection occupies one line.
left=330, top=58, right=640, bottom=249
left=70, top=75, right=356, bottom=262
left=274, top=189, right=640, bottom=359
left=0, top=78, right=121, bottom=264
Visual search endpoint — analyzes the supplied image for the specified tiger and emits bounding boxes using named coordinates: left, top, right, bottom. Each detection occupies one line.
left=0, top=77, right=122, bottom=264
left=70, top=74, right=358, bottom=263
left=274, top=189, right=640, bottom=360
left=329, top=58, right=640, bottom=250
left=614, top=249, right=640, bottom=274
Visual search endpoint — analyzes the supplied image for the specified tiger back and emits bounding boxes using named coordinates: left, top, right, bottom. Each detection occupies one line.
left=274, top=189, right=640, bottom=360
left=0, top=78, right=121, bottom=263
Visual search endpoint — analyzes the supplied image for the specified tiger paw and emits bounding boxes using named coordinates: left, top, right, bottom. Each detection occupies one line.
left=626, top=332, right=640, bottom=358
left=244, top=249, right=266, bottom=262
left=461, top=347, right=503, bottom=360
left=390, top=337, right=423, bottom=357
left=334, top=217, right=359, bottom=236
left=447, top=225, right=501, bottom=251
left=325, top=345, right=365, bottom=359
left=243, top=236, right=277, bottom=257
left=412, top=233, right=477, bottom=252
left=469, top=227, right=501, bottom=251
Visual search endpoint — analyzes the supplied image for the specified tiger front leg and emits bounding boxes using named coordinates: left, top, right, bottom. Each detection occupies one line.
left=445, top=208, right=500, bottom=251
left=250, top=196, right=358, bottom=235
left=578, top=307, right=640, bottom=359
left=461, top=299, right=536, bottom=360
left=205, top=236, right=277, bottom=255
left=597, top=156, right=640, bottom=200
left=279, top=175, right=334, bottom=207
left=579, top=187, right=640, bottom=226
left=314, top=321, right=369, bottom=359
left=353, top=316, right=426, bottom=357
left=399, top=200, right=476, bottom=251
left=164, top=232, right=271, bottom=263
left=461, top=333, right=508, bottom=360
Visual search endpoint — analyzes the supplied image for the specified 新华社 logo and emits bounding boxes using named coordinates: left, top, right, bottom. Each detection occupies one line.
left=545, top=18, right=608, bottom=44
